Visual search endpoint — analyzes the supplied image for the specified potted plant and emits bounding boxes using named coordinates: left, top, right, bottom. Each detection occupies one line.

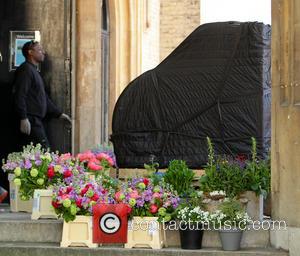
left=116, top=177, right=180, bottom=249
left=200, top=137, right=247, bottom=199
left=242, top=137, right=271, bottom=218
left=52, top=173, right=117, bottom=248
left=210, top=198, right=251, bottom=251
left=163, top=159, right=195, bottom=198
left=176, top=203, right=210, bottom=249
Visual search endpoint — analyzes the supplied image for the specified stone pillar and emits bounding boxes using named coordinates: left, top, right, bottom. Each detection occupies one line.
left=74, top=0, right=102, bottom=152
left=271, top=0, right=300, bottom=254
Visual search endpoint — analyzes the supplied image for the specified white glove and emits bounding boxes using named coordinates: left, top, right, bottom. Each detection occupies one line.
left=20, top=118, right=31, bottom=135
left=59, top=113, right=72, bottom=124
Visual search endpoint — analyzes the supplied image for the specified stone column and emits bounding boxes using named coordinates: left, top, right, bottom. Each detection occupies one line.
left=74, top=0, right=102, bottom=152
left=271, top=0, right=300, bottom=254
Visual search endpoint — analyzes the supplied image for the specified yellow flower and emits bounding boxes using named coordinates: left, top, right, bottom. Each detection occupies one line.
left=30, top=168, right=39, bottom=177
left=37, top=178, right=44, bottom=186
left=54, top=165, right=61, bottom=172
left=14, top=178, right=21, bottom=186
left=14, top=167, right=21, bottom=177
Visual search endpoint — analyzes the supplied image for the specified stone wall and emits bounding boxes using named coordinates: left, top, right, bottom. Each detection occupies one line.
left=142, top=0, right=160, bottom=72
left=160, top=0, right=200, bottom=61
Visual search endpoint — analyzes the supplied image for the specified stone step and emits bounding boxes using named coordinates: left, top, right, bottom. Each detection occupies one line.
left=0, top=211, right=273, bottom=248
left=0, top=242, right=288, bottom=256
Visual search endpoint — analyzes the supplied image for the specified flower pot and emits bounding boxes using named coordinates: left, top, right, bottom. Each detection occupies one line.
left=179, top=223, right=204, bottom=249
left=31, top=189, right=57, bottom=220
left=240, top=191, right=263, bottom=220
left=219, top=229, right=243, bottom=251
left=60, top=215, right=97, bottom=248
left=8, top=174, right=33, bottom=213
left=125, top=216, right=166, bottom=249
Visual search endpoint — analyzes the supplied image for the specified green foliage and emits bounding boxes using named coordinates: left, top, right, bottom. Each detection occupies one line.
left=219, top=198, right=244, bottom=220
left=200, top=137, right=271, bottom=199
left=200, top=138, right=247, bottom=198
left=163, top=160, right=195, bottom=197
left=209, top=198, right=250, bottom=230
left=244, top=137, right=271, bottom=198
left=144, top=161, right=161, bottom=186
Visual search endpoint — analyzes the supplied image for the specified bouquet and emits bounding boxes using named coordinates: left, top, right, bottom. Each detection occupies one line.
left=3, top=144, right=57, bottom=200
left=52, top=174, right=117, bottom=222
left=115, top=177, right=180, bottom=222
left=2, top=144, right=82, bottom=200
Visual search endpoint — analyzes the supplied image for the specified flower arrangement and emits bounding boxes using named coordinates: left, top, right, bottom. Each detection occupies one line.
left=2, top=144, right=58, bottom=200
left=77, top=149, right=115, bottom=175
left=52, top=174, right=117, bottom=222
left=2, top=144, right=86, bottom=200
left=115, top=177, right=180, bottom=222
left=210, top=198, right=251, bottom=230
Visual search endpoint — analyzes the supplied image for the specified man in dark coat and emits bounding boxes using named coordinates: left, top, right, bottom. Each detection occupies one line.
left=13, top=40, right=71, bottom=149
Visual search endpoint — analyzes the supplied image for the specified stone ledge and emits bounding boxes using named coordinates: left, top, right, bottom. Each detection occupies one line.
left=0, top=243, right=288, bottom=256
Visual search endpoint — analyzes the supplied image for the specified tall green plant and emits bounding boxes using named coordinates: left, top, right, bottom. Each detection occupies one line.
left=244, top=137, right=271, bottom=198
left=200, top=137, right=247, bottom=198
left=163, top=160, right=195, bottom=197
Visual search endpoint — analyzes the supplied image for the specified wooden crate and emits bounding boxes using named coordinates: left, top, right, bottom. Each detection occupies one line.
left=8, top=174, right=33, bottom=213
left=31, top=189, right=57, bottom=220
left=60, top=216, right=98, bottom=248
left=125, top=217, right=167, bottom=249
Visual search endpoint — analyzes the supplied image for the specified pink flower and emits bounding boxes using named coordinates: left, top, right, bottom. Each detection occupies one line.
left=115, top=191, right=125, bottom=202
left=77, top=151, right=94, bottom=162
left=96, top=153, right=109, bottom=160
left=149, top=204, right=158, bottom=214
left=152, top=192, right=161, bottom=199
left=107, top=157, right=114, bottom=166
left=59, top=153, right=72, bottom=161
left=87, top=161, right=102, bottom=171
left=129, top=190, right=139, bottom=199
left=61, top=194, right=70, bottom=200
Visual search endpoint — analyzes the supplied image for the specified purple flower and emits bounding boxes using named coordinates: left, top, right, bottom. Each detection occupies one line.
left=24, top=159, right=32, bottom=169
left=35, top=160, right=42, bottom=166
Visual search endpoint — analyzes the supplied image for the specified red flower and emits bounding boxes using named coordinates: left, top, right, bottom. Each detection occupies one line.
left=66, top=186, right=73, bottom=193
left=143, top=178, right=149, bottom=186
left=47, top=166, right=55, bottom=179
left=52, top=201, right=60, bottom=208
left=81, top=187, right=88, bottom=196
left=63, top=169, right=72, bottom=178
left=149, top=204, right=158, bottom=214
left=76, top=198, right=82, bottom=207
left=91, top=193, right=99, bottom=202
